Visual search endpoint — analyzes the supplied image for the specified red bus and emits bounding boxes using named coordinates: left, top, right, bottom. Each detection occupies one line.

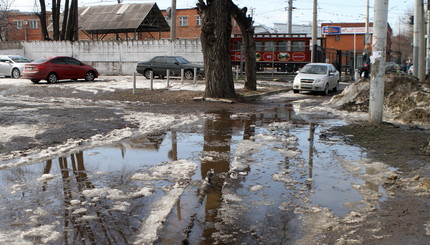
left=230, top=33, right=312, bottom=73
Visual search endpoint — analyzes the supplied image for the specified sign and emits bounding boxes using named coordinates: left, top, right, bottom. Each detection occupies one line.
left=292, top=52, right=306, bottom=61
left=322, top=26, right=341, bottom=35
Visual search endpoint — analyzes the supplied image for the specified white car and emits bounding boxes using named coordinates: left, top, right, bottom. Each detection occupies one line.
left=293, top=63, right=340, bottom=95
left=0, top=55, right=32, bottom=78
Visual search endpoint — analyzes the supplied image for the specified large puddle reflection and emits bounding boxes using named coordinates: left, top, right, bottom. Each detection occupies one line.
left=0, top=105, right=389, bottom=244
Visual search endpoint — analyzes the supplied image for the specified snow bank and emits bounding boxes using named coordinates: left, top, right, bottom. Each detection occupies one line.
left=328, top=75, right=430, bottom=126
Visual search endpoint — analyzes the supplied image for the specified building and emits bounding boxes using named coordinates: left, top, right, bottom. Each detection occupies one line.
left=320, top=22, right=393, bottom=67
left=4, top=10, right=51, bottom=41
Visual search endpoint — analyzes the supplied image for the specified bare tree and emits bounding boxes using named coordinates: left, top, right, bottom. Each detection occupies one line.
left=36, top=0, right=51, bottom=40
left=0, top=0, right=15, bottom=41
left=37, top=0, right=78, bottom=41
left=228, top=0, right=257, bottom=90
left=197, top=0, right=236, bottom=99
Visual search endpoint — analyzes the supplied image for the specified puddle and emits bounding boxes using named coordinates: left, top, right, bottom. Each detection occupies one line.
left=0, top=105, right=390, bottom=244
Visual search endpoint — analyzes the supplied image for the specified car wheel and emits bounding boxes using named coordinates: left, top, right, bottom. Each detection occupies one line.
left=322, top=83, right=329, bottom=95
left=85, top=71, right=95, bottom=81
left=293, top=89, right=299, bottom=94
left=47, top=73, right=58, bottom=83
left=31, top=79, right=40, bottom=84
left=333, top=81, right=340, bottom=92
left=11, top=68, right=20, bottom=78
left=144, top=69, right=153, bottom=79
left=184, top=70, right=194, bottom=80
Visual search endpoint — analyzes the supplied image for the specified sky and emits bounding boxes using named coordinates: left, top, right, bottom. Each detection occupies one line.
left=9, top=0, right=414, bottom=33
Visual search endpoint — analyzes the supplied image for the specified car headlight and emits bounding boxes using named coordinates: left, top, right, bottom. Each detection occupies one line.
left=313, top=78, right=324, bottom=84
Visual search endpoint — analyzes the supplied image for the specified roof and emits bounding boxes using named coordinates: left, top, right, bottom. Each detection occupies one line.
left=52, top=3, right=170, bottom=34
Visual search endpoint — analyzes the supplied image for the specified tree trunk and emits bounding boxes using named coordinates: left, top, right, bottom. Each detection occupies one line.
left=37, top=0, right=51, bottom=40
left=60, top=0, right=70, bottom=40
left=228, top=2, right=257, bottom=90
left=66, top=0, right=77, bottom=41
left=52, top=0, right=61, bottom=40
left=197, top=0, right=236, bottom=99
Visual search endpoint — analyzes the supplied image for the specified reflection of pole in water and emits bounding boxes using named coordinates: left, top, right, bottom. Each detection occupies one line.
left=168, top=129, right=178, bottom=161
left=42, top=159, right=52, bottom=192
left=243, top=114, right=256, bottom=140
left=307, top=123, right=317, bottom=189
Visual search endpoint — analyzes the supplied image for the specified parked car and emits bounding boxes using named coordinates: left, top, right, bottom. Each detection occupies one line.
left=23, top=56, right=99, bottom=84
left=292, top=63, right=340, bottom=95
left=385, top=62, right=400, bottom=74
left=136, top=56, right=204, bottom=80
left=0, top=55, right=32, bottom=78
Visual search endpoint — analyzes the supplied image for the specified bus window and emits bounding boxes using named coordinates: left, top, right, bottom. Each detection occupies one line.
left=255, top=42, right=263, bottom=52
left=291, top=41, right=306, bottom=51
left=277, top=41, right=289, bottom=52
left=233, top=41, right=242, bottom=51
left=264, top=41, right=275, bottom=51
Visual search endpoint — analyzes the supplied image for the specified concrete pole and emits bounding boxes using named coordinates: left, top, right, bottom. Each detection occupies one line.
left=170, top=0, right=177, bottom=41
left=364, top=0, right=370, bottom=61
left=369, top=0, right=388, bottom=124
left=419, top=2, right=426, bottom=82
left=287, top=0, right=293, bottom=34
left=311, top=0, right=317, bottom=62
left=427, top=4, right=430, bottom=74
left=413, top=0, right=422, bottom=78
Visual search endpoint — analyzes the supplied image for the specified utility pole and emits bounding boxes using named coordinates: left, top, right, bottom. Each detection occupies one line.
left=364, top=0, right=370, bottom=63
left=369, top=0, right=388, bottom=124
left=413, top=0, right=423, bottom=79
left=287, top=0, right=293, bottom=34
left=311, top=0, right=317, bottom=62
left=170, top=0, right=177, bottom=41
left=427, top=2, right=430, bottom=74
left=418, top=0, right=426, bottom=81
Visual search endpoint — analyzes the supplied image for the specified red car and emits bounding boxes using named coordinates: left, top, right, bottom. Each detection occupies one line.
left=23, top=56, right=99, bottom=84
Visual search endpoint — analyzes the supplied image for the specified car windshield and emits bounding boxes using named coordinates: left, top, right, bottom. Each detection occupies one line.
left=301, top=65, right=328, bottom=74
left=10, top=56, right=31, bottom=63
left=176, top=57, right=190, bottom=64
left=32, top=58, right=48, bottom=64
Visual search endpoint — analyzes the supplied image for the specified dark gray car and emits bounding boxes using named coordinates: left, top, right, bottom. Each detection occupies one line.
left=136, top=56, right=204, bottom=79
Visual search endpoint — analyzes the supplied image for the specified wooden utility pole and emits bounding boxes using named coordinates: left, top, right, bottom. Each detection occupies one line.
left=369, top=0, right=388, bottom=124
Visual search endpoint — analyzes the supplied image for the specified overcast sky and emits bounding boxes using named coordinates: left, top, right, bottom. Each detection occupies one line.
left=10, top=0, right=413, bottom=32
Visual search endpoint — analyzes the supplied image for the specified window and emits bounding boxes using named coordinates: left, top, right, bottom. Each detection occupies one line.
left=29, top=20, right=38, bottom=29
left=153, top=57, right=165, bottom=63
left=179, top=16, right=188, bottom=26
left=291, top=41, right=305, bottom=52
left=166, top=57, right=177, bottom=64
left=335, top=34, right=340, bottom=41
left=196, top=16, right=202, bottom=26
left=66, top=57, right=81, bottom=65
left=16, top=21, right=23, bottom=30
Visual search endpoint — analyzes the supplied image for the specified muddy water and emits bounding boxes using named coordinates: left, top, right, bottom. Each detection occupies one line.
left=0, top=105, right=387, bottom=244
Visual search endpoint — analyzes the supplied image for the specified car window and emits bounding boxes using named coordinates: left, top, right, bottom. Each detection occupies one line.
left=153, top=57, right=165, bottom=63
left=166, top=58, right=177, bottom=64
left=0, top=58, right=9, bottom=62
left=301, top=65, right=327, bottom=74
left=32, top=58, right=48, bottom=64
left=66, top=57, right=81, bottom=65
left=10, top=56, right=31, bottom=63
left=50, top=57, right=68, bottom=64
left=176, top=57, right=189, bottom=64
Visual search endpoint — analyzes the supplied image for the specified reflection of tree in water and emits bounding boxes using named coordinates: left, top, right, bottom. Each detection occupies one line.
left=200, top=110, right=234, bottom=244
left=10, top=151, right=148, bottom=244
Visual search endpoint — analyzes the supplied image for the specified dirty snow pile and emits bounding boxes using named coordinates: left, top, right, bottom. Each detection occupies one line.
left=328, top=74, right=430, bottom=127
